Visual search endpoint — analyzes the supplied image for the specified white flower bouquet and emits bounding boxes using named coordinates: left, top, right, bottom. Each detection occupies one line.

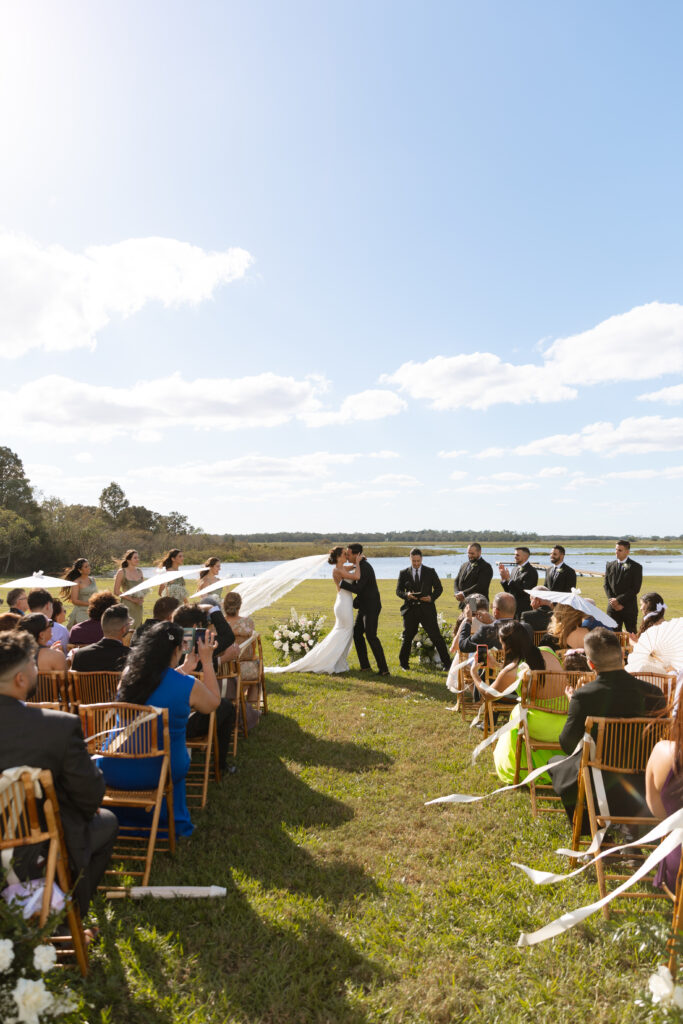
left=0, top=873, right=82, bottom=1023
left=269, top=607, right=326, bottom=664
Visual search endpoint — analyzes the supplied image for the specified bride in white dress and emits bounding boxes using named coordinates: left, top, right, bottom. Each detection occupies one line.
left=267, top=547, right=360, bottom=674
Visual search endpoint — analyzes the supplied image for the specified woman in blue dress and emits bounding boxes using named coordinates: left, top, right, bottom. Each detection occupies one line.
left=99, top=621, right=221, bottom=836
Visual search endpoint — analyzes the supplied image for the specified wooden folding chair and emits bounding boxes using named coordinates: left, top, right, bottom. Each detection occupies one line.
left=68, top=670, right=121, bottom=708
left=571, top=715, right=672, bottom=915
left=79, top=703, right=175, bottom=887
left=533, top=630, right=547, bottom=647
left=216, top=664, right=249, bottom=756
left=186, top=711, right=220, bottom=809
left=514, top=670, right=595, bottom=815
left=0, top=768, right=88, bottom=974
left=667, top=855, right=683, bottom=979
left=237, top=632, right=266, bottom=715
left=25, top=671, right=68, bottom=709
left=631, top=671, right=677, bottom=704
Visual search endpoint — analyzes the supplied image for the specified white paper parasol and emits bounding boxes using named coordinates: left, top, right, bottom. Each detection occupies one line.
left=627, top=619, right=683, bottom=675
left=190, top=577, right=246, bottom=601
left=106, top=885, right=227, bottom=900
left=526, top=587, right=617, bottom=628
left=122, top=568, right=202, bottom=598
left=0, top=571, right=77, bottom=589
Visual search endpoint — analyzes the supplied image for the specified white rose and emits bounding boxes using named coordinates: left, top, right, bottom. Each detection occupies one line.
left=33, top=944, right=57, bottom=973
left=292, top=643, right=301, bottom=652
left=0, top=938, right=14, bottom=972
left=649, top=966, right=683, bottom=1007
left=302, top=634, right=310, bottom=642
left=273, top=640, right=282, bottom=649
left=274, top=631, right=281, bottom=640
left=12, top=977, right=54, bottom=1023
left=282, top=643, right=289, bottom=654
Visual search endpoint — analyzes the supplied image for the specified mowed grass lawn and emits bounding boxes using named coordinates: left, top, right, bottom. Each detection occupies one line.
left=10, top=574, right=683, bottom=1021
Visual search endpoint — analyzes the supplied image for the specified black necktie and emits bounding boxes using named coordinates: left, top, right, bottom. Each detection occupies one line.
left=415, top=570, right=420, bottom=589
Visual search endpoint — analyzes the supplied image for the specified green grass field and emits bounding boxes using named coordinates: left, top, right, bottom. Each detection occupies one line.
left=7, top=574, right=683, bottom=1021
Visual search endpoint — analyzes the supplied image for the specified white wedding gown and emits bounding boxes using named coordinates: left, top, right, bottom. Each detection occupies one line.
left=267, top=588, right=354, bottom=674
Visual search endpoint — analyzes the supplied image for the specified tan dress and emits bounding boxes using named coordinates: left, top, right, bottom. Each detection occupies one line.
left=119, top=569, right=145, bottom=629
left=67, top=577, right=97, bottom=627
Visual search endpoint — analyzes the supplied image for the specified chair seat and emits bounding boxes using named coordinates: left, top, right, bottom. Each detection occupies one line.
left=103, top=788, right=159, bottom=807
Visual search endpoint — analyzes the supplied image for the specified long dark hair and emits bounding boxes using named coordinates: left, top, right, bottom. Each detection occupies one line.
left=199, top=556, right=220, bottom=581
left=120, top=549, right=138, bottom=569
left=498, top=621, right=544, bottom=671
left=61, top=557, right=88, bottom=598
left=158, top=549, right=182, bottom=571
left=117, top=621, right=184, bottom=705
left=637, top=591, right=665, bottom=638
left=15, top=613, right=50, bottom=644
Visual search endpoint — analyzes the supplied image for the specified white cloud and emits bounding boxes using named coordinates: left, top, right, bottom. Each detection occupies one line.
left=537, top=466, right=569, bottom=477
left=458, top=481, right=539, bottom=495
left=0, top=232, right=253, bottom=357
left=371, top=473, right=418, bottom=487
left=438, top=449, right=468, bottom=458
left=302, top=389, right=406, bottom=427
left=0, top=374, right=405, bottom=442
left=74, top=452, right=94, bottom=464
left=477, top=447, right=506, bottom=458
left=509, top=416, right=683, bottom=457
left=381, top=302, right=683, bottom=410
left=450, top=470, right=467, bottom=481
left=604, top=466, right=683, bottom=480
left=487, top=471, right=528, bottom=482
left=639, top=383, right=683, bottom=405
left=368, top=450, right=400, bottom=459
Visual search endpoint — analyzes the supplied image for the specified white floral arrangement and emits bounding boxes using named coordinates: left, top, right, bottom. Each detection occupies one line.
left=269, top=607, right=326, bottom=664
left=0, top=880, right=82, bottom=1023
left=398, top=612, right=453, bottom=667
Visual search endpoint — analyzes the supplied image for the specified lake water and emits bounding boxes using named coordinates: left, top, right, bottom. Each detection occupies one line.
left=141, top=546, right=683, bottom=581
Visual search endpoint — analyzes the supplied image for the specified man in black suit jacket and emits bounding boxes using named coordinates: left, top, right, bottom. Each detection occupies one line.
left=453, top=543, right=493, bottom=607
left=603, top=539, right=643, bottom=633
left=551, top=627, right=664, bottom=827
left=340, top=544, right=389, bottom=675
left=0, top=631, right=118, bottom=915
left=70, top=604, right=131, bottom=673
left=545, top=545, right=577, bottom=592
left=520, top=587, right=553, bottom=633
left=396, top=549, right=451, bottom=671
left=498, top=547, right=538, bottom=617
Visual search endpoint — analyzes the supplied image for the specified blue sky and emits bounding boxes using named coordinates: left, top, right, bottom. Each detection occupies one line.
left=2, top=1, right=682, bottom=534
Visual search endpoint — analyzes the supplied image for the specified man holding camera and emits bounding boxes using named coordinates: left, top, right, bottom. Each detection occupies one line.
left=397, top=548, right=452, bottom=672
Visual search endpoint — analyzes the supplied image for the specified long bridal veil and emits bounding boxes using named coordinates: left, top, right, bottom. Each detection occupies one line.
left=231, top=553, right=329, bottom=617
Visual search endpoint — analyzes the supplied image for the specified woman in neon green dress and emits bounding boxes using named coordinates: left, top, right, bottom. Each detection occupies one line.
left=470, top=622, right=565, bottom=785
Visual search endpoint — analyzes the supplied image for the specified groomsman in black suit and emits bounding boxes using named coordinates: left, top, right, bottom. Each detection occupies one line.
left=603, top=539, right=643, bottom=633
left=498, top=547, right=538, bottom=617
left=545, top=545, right=577, bottom=592
left=397, top=549, right=452, bottom=671
left=453, top=543, right=493, bottom=608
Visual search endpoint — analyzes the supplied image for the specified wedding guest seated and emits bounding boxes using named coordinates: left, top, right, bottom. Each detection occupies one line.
left=458, top=593, right=532, bottom=652
left=448, top=595, right=492, bottom=660
left=133, top=595, right=180, bottom=642
left=521, top=587, right=553, bottom=633
left=99, top=623, right=221, bottom=836
left=630, top=591, right=666, bottom=643
left=7, top=588, right=28, bottom=616
left=221, top=590, right=262, bottom=724
left=0, top=630, right=118, bottom=915
left=69, top=591, right=119, bottom=647
left=70, top=605, right=131, bottom=673
left=551, top=627, right=666, bottom=828
left=645, top=699, right=683, bottom=891
left=0, top=613, right=20, bottom=630
left=14, top=613, right=66, bottom=673
left=171, top=604, right=237, bottom=768
left=469, top=622, right=563, bottom=783
left=541, top=605, right=589, bottom=652
left=28, top=589, right=70, bottom=654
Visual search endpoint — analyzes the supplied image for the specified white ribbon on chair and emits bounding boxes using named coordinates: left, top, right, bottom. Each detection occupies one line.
left=515, top=808, right=683, bottom=946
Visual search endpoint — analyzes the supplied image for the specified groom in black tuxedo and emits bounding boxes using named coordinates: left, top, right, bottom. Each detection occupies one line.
left=340, top=544, right=389, bottom=675
left=397, top=549, right=452, bottom=671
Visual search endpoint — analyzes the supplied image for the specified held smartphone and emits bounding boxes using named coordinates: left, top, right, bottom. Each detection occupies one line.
left=466, top=595, right=478, bottom=612
left=476, top=644, right=488, bottom=665
left=182, top=627, right=206, bottom=654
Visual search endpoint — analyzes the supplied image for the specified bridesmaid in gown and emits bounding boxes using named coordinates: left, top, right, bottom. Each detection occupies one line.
left=158, top=549, right=187, bottom=603
left=61, top=557, right=97, bottom=628
left=114, top=549, right=145, bottom=630
left=98, top=621, right=221, bottom=837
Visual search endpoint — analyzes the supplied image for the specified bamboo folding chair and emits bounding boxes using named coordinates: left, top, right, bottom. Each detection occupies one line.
left=631, top=671, right=677, bottom=704
left=533, top=630, right=547, bottom=647
left=68, top=670, right=121, bottom=708
left=78, top=703, right=175, bottom=887
left=216, top=663, right=249, bottom=756
left=186, top=711, right=220, bottom=809
left=666, top=855, right=683, bottom=979
left=0, top=768, right=88, bottom=974
left=571, top=715, right=672, bottom=915
left=236, top=632, right=267, bottom=715
left=25, top=671, right=68, bottom=709
left=513, top=670, right=595, bottom=816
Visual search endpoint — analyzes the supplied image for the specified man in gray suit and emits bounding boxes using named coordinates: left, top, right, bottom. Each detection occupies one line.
left=0, top=631, right=118, bottom=915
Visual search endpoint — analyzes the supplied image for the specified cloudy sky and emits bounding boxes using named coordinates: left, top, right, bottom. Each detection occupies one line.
left=3, top=1, right=683, bottom=535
